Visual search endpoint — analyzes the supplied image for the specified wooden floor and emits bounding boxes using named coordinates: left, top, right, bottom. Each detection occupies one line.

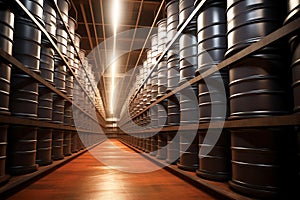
left=7, top=139, right=217, bottom=200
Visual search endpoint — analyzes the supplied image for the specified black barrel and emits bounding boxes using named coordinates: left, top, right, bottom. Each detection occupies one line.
left=177, top=131, right=199, bottom=171
left=13, top=16, right=41, bottom=72
left=298, top=130, right=300, bottom=180
left=54, top=59, right=67, bottom=93
left=43, top=0, right=57, bottom=39
left=167, top=94, right=180, bottom=126
left=7, top=126, right=38, bottom=175
left=166, top=130, right=180, bottom=164
left=179, top=30, right=198, bottom=84
left=178, top=85, right=199, bottom=171
left=56, top=26, right=68, bottom=57
left=64, top=102, right=72, bottom=126
left=0, top=125, right=9, bottom=185
left=150, top=134, right=158, bottom=157
left=57, top=0, right=70, bottom=26
left=225, top=0, right=283, bottom=57
left=150, top=68, right=158, bottom=102
left=229, top=128, right=297, bottom=199
left=156, top=100, right=168, bottom=160
left=66, top=73, right=74, bottom=99
left=166, top=0, right=179, bottom=46
left=285, top=1, right=300, bottom=113
left=52, top=94, right=65, bottom=124
left=0, top=6, right=14, bottom=115
left=157, top=60, right=168, bottom=98
left=178, top=0, right=197, bottom=31
left=10, top=73, right=39, bottom=119
left=36, top=128, right=53, bottom=166
left=52, top=130, right=64, bottom=160
left=63, top=131, right=71, bottom=156
left=284, top=0, right=300, bottom=25
left=38, top=85, right=53, bottom=121
left=157, top=18, right=167, bottom=56
left=196, top=130, right=231, bottom=181
left=40, top=41, right=55, bottom=83
left=71, top=132, right=78, bottom=153
left=18, top=0, right=44, bottom=22
left=229, top=56, right=289, bottom=119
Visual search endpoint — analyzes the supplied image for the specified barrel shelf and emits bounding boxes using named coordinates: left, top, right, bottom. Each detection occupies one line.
left=14, top=0, right=104, bottom=121
left=0, top=115, right=104, bottom=134
left=120, top=114, right=300, bottom=134
left=0, top=48, right=104, bottom=128
left=120, top=16, right=300, bottom=126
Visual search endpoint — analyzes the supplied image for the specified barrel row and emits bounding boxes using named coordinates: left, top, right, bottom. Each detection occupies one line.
left=0, top=0, right=102, bottom=186
left=120, top=0, right=300, bottom=199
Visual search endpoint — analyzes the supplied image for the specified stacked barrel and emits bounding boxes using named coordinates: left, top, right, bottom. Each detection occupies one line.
left=8, top=0, right=44, bottom=175
left=156, top=18, right=168, bottom=160
left=226, top=0, right=295, bottom=198
left=0, top=0, right=14, bottom=184
left=284, top=0, right=300, bottom=184
left=119, top=0, right=300, bottom=199
left=195, top=0, right=230, bottom=181
left=166, top=0, right=180, bottom=164
left=36, top=0, right=56, bottom=166
left=177, top=0, right=199, bottom=171
left=0, top=0, right=102, bottom=183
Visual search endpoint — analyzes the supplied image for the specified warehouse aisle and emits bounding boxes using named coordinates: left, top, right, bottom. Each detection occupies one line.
left=7, top=139, right=216, bottom=200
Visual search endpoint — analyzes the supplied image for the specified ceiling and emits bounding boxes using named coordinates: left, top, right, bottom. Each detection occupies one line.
left=69, top=0, right=166, bottom=119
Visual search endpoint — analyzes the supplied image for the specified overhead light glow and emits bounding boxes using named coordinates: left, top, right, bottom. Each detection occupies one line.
left=110, top=0, right=120, bottom=115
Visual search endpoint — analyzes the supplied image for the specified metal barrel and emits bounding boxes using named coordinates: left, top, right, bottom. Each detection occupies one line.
left=225, top=0, right=283, bottom=57
left=179, top=30, right=198, bottom=84
left=51, top=129, right=64, bottom=160
left=157, top=18, right=167, bottom=56
left=166, top=130, right=180, bottom=164
left=36, top=128, right=53, bottom=166
left=43, top=0, right=57, bottom=39
left=13, top=16, right=41, bottom=72
left=0, top=125, right=9, bottom=185
left=18, top=0, right=44, bottom=22
left=52, top=94, right=65, bottom=124
left=177, top=130, right=199, bottom=171
left=229, top=55, right=289, bottom=119
left=7, top=126, right=38, bottom=175
left=178, top=0, right=197, bottom=31
left=0, top=6, right=14, bottom=115
left=57, top=0, right=70, bottom=26
left=229, top=128, right=297, bottom=199
left=196, top=129, right=231, bottom=181
left=63, top=131, right=72, bottom=156
left=54, top=58, right=67, bottom=93
left=10, top=73, right=39, bottom=119
left=38, top=85, right=53, bottom=121
left=40, top=41, right=55, bottom=83
left=284, top=0, right=300, bottom=25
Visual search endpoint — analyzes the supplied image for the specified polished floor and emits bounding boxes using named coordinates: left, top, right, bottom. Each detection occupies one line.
left=7, top=139, right=216, bottom=200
